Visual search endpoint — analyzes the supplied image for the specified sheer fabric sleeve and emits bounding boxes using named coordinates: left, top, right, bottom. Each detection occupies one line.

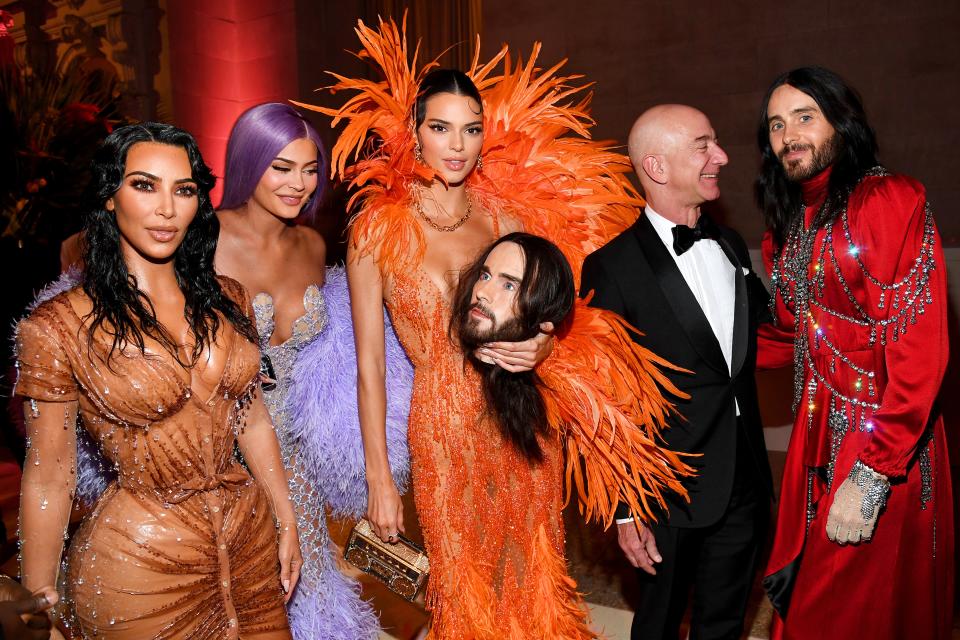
left=14, top=312, right=78, bottom=403
left=14, top=312, right=79, bottom=595
left=218, top=275, right=258, bottom=334
left=218, top=277, right=296, bottom=521
left=223, top=276, right=303, bottom=595
left=236, top=389, right=298, bottom=524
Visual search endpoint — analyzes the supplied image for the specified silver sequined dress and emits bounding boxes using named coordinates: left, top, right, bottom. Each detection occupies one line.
left=253, top=284, right=378, bottom=639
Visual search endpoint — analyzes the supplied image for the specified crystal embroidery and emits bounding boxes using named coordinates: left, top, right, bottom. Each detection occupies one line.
left=918, top=427, right=934, bottom=510
left=770, top=167, right=938, bottom=517
left=251, top=284, right=339, bottom=615
left=13, top=280, right=291, bottom=638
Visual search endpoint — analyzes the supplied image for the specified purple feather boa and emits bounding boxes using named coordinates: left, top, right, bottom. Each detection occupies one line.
left=287, top=543, right=379, bottom=640
left=74, top=428, right=115, bottom=507
left=25, top=265, right=82, bottom=313
left=21, top=267, right=116, bottom=506
left=286, top=266, right=413, bottom=518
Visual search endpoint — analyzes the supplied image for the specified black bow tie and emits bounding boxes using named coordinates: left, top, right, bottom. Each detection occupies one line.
left=671, top=215, right=720, bottom=256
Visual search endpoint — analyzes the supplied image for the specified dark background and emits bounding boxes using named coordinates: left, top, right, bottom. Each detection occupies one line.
left=293, top=0, right=960, bottom=246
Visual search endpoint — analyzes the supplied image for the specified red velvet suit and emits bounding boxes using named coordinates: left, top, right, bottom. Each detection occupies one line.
left=760, top=167, right=953, bottom=639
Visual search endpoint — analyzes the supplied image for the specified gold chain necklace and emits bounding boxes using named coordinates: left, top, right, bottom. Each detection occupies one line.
left=413, top=187, right=472, bottom=232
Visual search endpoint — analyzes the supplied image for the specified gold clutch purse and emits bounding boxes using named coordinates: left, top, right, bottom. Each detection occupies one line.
left=344, top=518, right=429, bottom=601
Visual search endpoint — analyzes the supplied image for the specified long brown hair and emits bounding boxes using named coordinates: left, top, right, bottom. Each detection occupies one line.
left=450, top=233, right=575, bottom=461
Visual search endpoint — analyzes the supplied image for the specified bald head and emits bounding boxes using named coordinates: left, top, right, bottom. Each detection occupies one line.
left=628, top=104, right=709, bottom=169
left=626, top=104, right=728, bottom=217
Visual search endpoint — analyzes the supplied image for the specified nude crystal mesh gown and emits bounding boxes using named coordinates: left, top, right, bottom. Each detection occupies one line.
left=14, top=278, right=289, bottom=639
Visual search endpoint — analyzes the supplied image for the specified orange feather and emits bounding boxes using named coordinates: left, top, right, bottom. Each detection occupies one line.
left=303, top=16, right=693, bottom=528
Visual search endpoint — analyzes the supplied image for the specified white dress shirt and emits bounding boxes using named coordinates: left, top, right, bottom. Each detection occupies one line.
left=645, top=206, right=737, bottom=376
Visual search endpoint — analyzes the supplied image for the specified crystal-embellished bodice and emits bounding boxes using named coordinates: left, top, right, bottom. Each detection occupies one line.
left=761, top=170, right=951, bottom=640
left=250, top=283, right=351, bottom=634
left=252, top=284, right=328, bottom=459
left=384, top=263, right=588, bottom=637
left=17, top=281, right=261, bottom=498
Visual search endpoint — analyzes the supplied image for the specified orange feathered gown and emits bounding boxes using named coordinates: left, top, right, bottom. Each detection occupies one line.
left=301, top=19, right=693, bottom=638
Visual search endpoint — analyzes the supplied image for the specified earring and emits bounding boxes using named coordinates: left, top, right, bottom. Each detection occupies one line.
left=476, top=155, right=483, bottom=172
left=414, top=142, right=424, bottom=164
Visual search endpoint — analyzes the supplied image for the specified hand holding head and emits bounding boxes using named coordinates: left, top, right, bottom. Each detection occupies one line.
left=452, top=232, right=574, bottom=350
left=450, top=232, right=575, bottom=460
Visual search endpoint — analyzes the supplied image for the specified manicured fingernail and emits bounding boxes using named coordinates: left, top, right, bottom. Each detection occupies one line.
left=282, top=579, right=290, bottom=593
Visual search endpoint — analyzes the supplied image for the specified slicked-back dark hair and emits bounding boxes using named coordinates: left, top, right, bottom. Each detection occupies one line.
left=755, top=66, right=879, bottom=245
left=83, top=122, right=257, bottom=365
left=450, top=232, right=575, bottom=461
left=413, top=68, right=482, bottom=129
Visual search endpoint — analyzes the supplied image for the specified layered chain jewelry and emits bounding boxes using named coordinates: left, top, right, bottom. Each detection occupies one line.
left=769, top=167, right=938, bottom=503
left=412, top=185, right=473, bottom=232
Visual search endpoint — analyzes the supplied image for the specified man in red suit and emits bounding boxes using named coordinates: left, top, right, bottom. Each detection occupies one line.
left=756, top=66, right=953, bottom=639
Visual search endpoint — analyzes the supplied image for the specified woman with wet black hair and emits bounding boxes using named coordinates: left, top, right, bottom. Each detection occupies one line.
left=15, top=122, right=300, bottom=639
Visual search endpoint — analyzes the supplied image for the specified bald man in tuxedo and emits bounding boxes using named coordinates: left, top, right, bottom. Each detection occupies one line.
left=581, top=105, right=772, bottom=640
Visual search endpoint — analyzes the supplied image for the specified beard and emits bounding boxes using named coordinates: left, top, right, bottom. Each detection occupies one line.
left=458, top=302, right=530, bottom=349
left=779, top=133, right=840, bottom=182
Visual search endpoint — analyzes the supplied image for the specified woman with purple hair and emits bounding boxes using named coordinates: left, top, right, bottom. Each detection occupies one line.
left=215, top=103, right=413, bottom=640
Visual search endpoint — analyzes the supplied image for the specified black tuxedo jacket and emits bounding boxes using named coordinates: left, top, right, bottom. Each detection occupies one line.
left=581, top=213, right=773, bottom=528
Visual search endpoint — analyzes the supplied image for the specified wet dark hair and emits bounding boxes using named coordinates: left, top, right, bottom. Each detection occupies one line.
left=755, top=66, right=879, bottom=246
left=83, top=122, right=257, bottom=365
left=413, top=68, right=482, bottom=129
left=450, top=232, right=575, bottom=461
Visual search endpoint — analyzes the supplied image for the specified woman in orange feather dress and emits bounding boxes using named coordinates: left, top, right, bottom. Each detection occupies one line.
left=302, top=19, right=692, bottom=638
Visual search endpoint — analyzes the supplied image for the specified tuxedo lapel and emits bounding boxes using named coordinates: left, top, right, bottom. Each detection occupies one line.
left=716, top=235, right=748, bottom=379
left=633, top=215, right=728, bottom=374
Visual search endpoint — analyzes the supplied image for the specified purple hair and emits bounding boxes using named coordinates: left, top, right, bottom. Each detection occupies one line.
left=219, top=102, right=329, bottom=220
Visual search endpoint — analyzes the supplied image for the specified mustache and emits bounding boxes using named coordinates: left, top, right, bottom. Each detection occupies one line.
left=778, top=142, right=813, bottom=160
left=470, top=301, right=496, bottom=322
